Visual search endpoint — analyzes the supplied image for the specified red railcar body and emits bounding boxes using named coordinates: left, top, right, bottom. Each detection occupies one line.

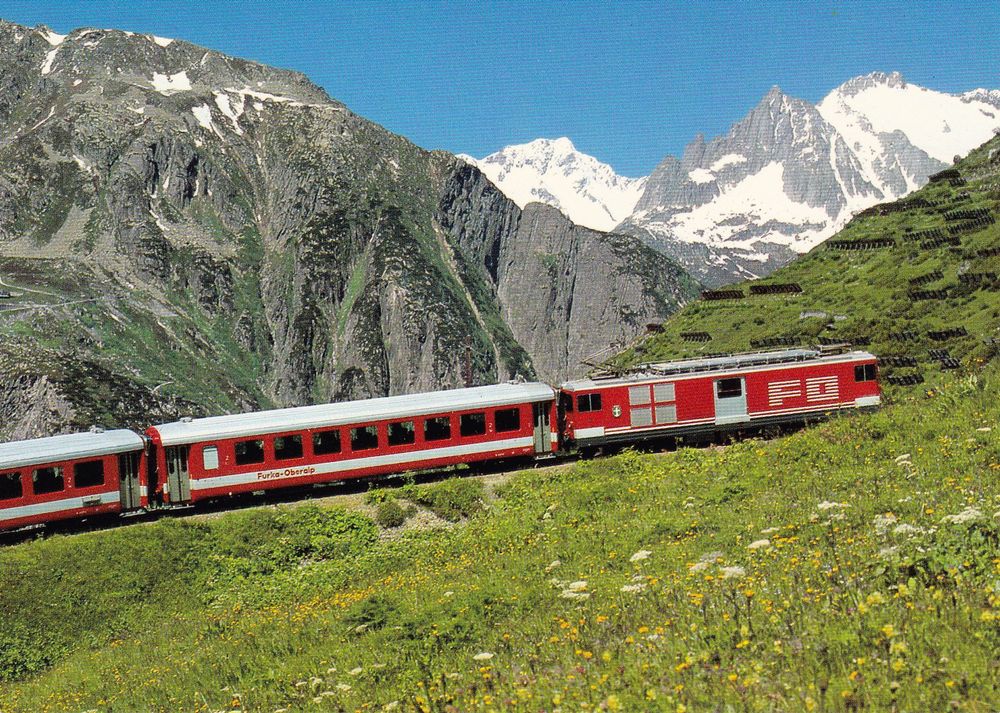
left=0, top=430, right=147, bottom=531
left=560, top=349, right=880, bottom=448
left=145, top=383, right=558, bottom=505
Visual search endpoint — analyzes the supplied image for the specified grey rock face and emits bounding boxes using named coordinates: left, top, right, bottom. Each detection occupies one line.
left=0, top=20, right=697, bottom=437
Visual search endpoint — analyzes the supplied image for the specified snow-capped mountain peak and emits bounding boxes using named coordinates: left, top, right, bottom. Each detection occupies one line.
left=460, top=137, right=646, bottom=232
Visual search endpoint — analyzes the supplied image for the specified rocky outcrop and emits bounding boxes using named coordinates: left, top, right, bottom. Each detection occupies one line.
left=0, top=20, right=698, bottom=436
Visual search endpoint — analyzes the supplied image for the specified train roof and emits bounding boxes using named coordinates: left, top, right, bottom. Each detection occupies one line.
left=564, top=348, right=876, bottom=390
left=150, top=382, right=556, bottom=446
left=0, top=429, right=145, bottom=471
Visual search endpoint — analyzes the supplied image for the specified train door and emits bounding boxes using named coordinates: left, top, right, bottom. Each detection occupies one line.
left=164, top=445, right=191, bottom=503
left=118, top=451, right=142, bottom=511
left=532, top=403, right=551, bottom=454
left=714, top=377, right=749, bottom=425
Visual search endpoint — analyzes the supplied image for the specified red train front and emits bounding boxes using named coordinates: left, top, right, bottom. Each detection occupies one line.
left=560, top=348, right=880, bottom=449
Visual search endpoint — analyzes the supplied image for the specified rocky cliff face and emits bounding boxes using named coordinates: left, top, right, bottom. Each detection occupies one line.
left=0, top=21, right=697, bottom=438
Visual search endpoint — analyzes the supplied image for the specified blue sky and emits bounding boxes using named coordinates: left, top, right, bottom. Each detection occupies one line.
left=1, top=1, right=998, bottom=176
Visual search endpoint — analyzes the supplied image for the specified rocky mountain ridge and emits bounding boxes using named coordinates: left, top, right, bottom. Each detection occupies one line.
left=0, top=20, right=698, bottom=439
left=471, top=72, right=1000, bottom=285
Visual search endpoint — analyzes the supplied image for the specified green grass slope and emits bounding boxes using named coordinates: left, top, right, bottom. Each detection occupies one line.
left=1, top=368, right=999, bottom=712
left=610, top=135, right=1000, bottom=390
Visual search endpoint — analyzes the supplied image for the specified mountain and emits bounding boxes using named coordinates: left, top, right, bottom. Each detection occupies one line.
left=610, top=130, right=1000, bottom=389
left=476, top=73, right=1000, bottom=286
left=458, top=138, right=646, bottom=232
left=0, top=20, right=698, bottom=439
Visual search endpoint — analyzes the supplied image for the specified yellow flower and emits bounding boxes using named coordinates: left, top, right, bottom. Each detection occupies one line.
left=880, top=624, right=896, bottom=638
left=606, top=695, right=621, bottom=711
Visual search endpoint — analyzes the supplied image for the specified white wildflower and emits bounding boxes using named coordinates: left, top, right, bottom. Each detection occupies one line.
left=698, top=550, right=725, bottom=563
left=560, top=590, right=591, bottom=600
left=894, top=453, right=912, bottom=464
left=873, top=513, right=898, bottom=534
left=473, top=652, right=494, bottom=661
left=621, top=582, right=647, bottom=593
left=544, top=560, right=562, bottom=572
left=443, top=591, right=454, bottom=597
left=629, top=549, right=652, bottom=562
left=721, top=566, right=745, bottom=580
left=336, top=683, right=352, bottom=692
left=760, top=526, right=780, bottom=534
left=941, top=507, right=983, bottom=525
left=976, top=426, right=992, bottom=432
left=348, top=667, right=363, bottom=676
left=747, top=539, right=771, bottom=551
left=817, top=500, right=848, bottom=510
left=567, top=580, right=588, bottom=592
left=892, top=523, right=926, bottom=537
left=878, top=546, right=899, bottom=558
left=688, top=561, right=710, bottom=573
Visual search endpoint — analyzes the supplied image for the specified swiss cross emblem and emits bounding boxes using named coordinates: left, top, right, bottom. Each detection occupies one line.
left=612, top=405, right=622, bottom=417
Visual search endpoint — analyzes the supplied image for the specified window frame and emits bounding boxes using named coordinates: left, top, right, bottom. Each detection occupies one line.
left=854, top=364, right=877, bottom=382
left=312, top=428, right=342, bottom=457
left=202, top=445, right=220, bottom=471
left=577, top=393, right=603, bottom=413
left=32, top=465, right=65, bottom=495
left=494, top=407, right=521, bottom=433
left=0, top=470, right=23, bottom=501
left=387, top=420, right=416, bottom=447
left=350, top=425, right=380, bottom=452
left=73, top=459, right=106, bottom=489
left=234, top=439, right=266, bottom=466
left=424, top=416, right=452, bottom=442
left=459, top=412, right=487, bottom=438
left=274, top=433, right=305, bottom=461
left=716, top=378, right=743, bottom=399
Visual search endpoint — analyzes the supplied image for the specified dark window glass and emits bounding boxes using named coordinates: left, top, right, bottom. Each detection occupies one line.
left=234, top=439, right=266, bottom=465
left=0, top=471, right=22, bottom=501
left=495, top=408, right=521, bottom=432
left=855, top=364, right=876, bottom=382
left=460, top=412, right=487, bottom=437
left=74, top=459, right=105, bottom=488
left=351, top=425, right=379, bottom=451
left=313, top=429, right=342, bottom=456
left=424, top=416, right=451, bottom=442
left=577, top=393, right=604, bottom=412
left=33, top=466, right=64, bottom=495
left=716, top=378, right=743, bottom=398
left=560, top=392, right=574, bottom=413
left=388, top=421, right=415, bottom=446
left=274, top=434, right=304, bottom=460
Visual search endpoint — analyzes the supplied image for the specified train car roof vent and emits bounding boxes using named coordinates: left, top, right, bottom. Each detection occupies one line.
left=179, top=416, right=194, bottom=423
left=88, top=425, right=106, bottom=434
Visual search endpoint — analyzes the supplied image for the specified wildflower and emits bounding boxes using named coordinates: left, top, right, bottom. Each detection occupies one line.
left=630, top=549, right=652, bottom=562
left=473, top=652, right=494, bottom=661
left=880, top=624, right=897, bottom=639
left=545, top=560, right=562, bottom=572
left=817, top=501, right=848, bottom=510
left=721, top=566, right=745, bottom=580
left=976, top=426, right=991, bottom=432
left=892, top=523, right=925, bottom=536
left=443, top=591, right=455, bottom=597
left=747, top=539, right=771, bottom=551
left=348, top=667, right=363, bottom=676
left=894, top=453, right=912, bottom=464
left=688, top=561, right=710, bottom=573
left=873, top=513, right=898, bottom=534
left=606, top=694, right=621, bottom=710
left=568, top=580, right=588, bottom=592
left=621, top=582, right=647, bottom=593
left=335, top=683, right=352, bottom=691
left=761, top=526, right=780, bottom=534
left=941, top=507, right=982, bottom=525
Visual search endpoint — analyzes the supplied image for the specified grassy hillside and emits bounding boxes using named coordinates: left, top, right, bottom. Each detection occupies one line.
left=610, top=135, right=1000, bottom=389
left=1, top=367, right=999, bottom=712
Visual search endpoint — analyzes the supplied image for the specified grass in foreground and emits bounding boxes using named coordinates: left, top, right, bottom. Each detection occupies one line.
left=1, top=371, right=1000, bottom=712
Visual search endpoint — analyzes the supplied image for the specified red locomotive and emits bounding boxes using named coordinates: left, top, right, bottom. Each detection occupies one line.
left=0, top=347, right=879, bottom=534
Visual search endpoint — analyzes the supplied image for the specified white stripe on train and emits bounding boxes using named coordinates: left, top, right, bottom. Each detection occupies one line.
left=190, top=436, right=537, bottom=491
left=0, top=491, right=120, bottom=523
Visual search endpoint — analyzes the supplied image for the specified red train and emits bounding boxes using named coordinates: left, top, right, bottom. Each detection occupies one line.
left=0, top=348, right=879, bottom=534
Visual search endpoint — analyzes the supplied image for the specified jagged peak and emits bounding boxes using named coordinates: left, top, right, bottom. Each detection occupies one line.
left=834, top=71, right=908, bottom=97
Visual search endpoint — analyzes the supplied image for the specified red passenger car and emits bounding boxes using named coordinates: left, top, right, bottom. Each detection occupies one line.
left=0, top=429, right=147, bottom=532
left=146, top=383, right=558, bottom=504
left=560, top=348, right=880, bottom=449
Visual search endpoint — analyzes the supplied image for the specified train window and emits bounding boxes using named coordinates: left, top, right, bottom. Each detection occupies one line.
left=716, top=378, right=743, bottom=399
left=313, top=429, right=342, bottom=456
left=424, top=416, right=451, bottom=442
left=234, top=439, right=266, bottom=465
left=388, top=421, right=416, bottom=446
left=274, top=434, right=304, bottom=460
left=0, top=471, right=22, bottom=501
left=33, top=466, right=64, bottom=495
left=560, top=392, right=574, bottom=412
left=203, top=446, right=219, bottom=470
left=577, top=393, right=603, bottom=412
left=351, top=425, right=379, bottom=451
left=460, top=412, right=487, bottom=437
left=855, top=364, right=877, bottom=382
left=74, top=459, right=105, bottom=488
left=495, top=408, right=521, bottom=432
